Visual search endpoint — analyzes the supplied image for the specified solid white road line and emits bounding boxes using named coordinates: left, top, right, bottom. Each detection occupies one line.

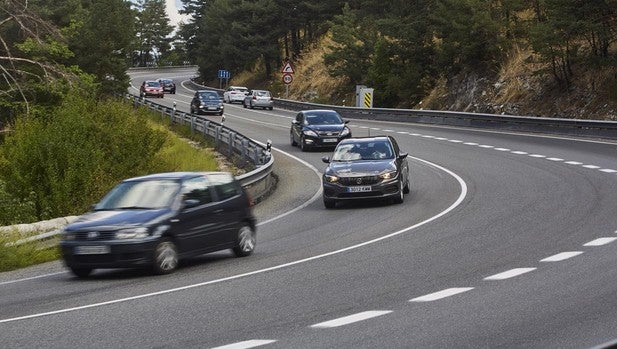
left=310, top=311, right=392, bottom=329
left=540, top=251, right=584, bottom=262
left=0, top=271, right=66, bottom=286
left=409, top=287, right=474, bottom=302
left=483, top=268, right=537, bottom=281
left=584, top=237, right=617, bottom=246
left=210, top=340, right=277, bottom=349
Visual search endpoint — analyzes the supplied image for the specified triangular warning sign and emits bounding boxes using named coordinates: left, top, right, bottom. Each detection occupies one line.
left=281, top=62, right=295, bottom=74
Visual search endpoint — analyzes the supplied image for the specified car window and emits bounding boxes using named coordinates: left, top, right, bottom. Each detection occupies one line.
left=182, top=176, right=213, bottom=205
left=96, top=180, right=180, bottom=210
left=198, top=91, right=219, bottom=100
left=146, top=81, right=160, bottom=87
left=305, top=112, right=342, bottom=125
left=332, top=143, right=361, bottom=161
left=208, top=173, right=239, bottom=201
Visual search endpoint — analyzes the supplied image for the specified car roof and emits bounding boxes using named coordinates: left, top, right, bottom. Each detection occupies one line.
left=339, top=136, right=392, bottom=144
left=123, top=172, right=232, bottom=182
left=229, top=86, right=247, bottom=89
left=197, top=89, right=218, bottom=93
left=301, top=109, right=339, bottom=114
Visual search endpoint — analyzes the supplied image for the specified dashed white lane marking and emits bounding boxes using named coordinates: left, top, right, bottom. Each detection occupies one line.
left=495, top=148, right=510, bottom=151
left=0, top=272, right=66, bottom=286
left=310, top=311, right=392, bottom=328
left=565, top=161, right=583, bottom=165
left=383, top=129, right=395, bottom=132
left=422, top=135, right=435, bottom=138
left=409, top=287, right=474, bottom=302
left=478, top=145, right=494, bottom=148
left=583, top=165, right=600, bottom=169
left=540, top=251, right=584, bottom=262
left=600, top=169, right=617, bottom=173
left=546, top=157, right=564, bottom=161
left=483, top=268, right=537, bottom=281
left=529, top=154, right=546, bottom=158
left=464, top=142, right=478, bottom=146
left=448, top=139, right=463, bottom=143
left=211, top=340, right=277, bottom=349
left=583, top=237, right=617, bottom=246
left=511, top=151, right=528, bottom=155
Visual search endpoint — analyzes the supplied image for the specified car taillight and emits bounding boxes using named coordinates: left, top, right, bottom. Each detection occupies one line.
left=253, top=96, right=256, bottom=100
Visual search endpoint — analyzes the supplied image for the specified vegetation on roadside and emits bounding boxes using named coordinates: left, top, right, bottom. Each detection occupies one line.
left=0, top=231, right=60, bottom=272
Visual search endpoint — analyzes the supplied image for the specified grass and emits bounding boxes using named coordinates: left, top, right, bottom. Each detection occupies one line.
left=0, top=230, right=60, bottom=272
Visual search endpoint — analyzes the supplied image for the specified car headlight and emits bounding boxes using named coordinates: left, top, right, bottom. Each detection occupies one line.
left=324, top=174, right=339, bottom=183
left=303, top=130, right=318, bottom=137
left=116, top=227, right=149, bottom=239
left=62, top=228, right=76, bottom=240
left=379, top=170, right=397, bottom=180
left=340, top=127, right=350, bottom=137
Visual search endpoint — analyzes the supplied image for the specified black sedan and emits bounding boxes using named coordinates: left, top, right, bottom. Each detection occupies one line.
left=321, top=136, right=410, bottom=208
left=157, top=78, right=176, bottom=94
left=60, top=172, right=256, bottom=277
left=190, top=90, right=224, bottom=116
left=290, top=109, right=352, bottom=151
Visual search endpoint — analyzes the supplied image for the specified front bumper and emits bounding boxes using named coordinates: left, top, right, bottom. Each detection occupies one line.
left=322, top=178, right=401, bottom=201
left=303, top=133, right=351, bottom=148
left=60, top=237, right=159, bottom=269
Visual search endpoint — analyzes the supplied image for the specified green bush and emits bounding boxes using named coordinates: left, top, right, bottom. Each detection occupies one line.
left=0, top=93, right=167, bottom=222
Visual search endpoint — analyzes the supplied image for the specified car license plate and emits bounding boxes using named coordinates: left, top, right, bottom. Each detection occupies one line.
left=323, top=138, right=338, bottom=143
left=207, top=107, right=217, bottom=110
left=74, top=246, right=110, bottom=255
left=347, top=186, right=371, bottom=193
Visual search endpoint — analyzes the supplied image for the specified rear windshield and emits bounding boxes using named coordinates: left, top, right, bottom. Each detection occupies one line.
left=146, top=81, right=160, bottom=87
left=255, top=91, right=270, bottom=97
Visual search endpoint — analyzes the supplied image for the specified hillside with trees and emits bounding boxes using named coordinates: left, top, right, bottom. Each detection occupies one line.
left=181, top=0, right=617, bottom=120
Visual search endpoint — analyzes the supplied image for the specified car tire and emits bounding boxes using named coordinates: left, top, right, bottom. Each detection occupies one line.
left=403, top=177, right=410, bottom=194
left=269, top=107, right=273, bottom=110
left=190, top=106, right=195, bottom=114
left=218, top=111, right=223, bottom=116
left=393, top=179, right=405, bottom=204
left=152, top=238, right=178, bottom=275
left=300, top=136, right=309, bottom=152
left=243, top=102, right=247, bottom=108
left=249, top=102, right=254, bottom=109
left=290, top=131, right=297, bottom=146
left=232, top=224, right=255, bottom=257
left=69, top=266, right=93, bottom=278
left=324, top=198, right=336, bottom=209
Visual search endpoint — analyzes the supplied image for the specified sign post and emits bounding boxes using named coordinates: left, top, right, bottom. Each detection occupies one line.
left=281, top=61, right=295, bottom=99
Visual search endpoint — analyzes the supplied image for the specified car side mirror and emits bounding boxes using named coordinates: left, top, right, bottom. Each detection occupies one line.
left=398, top=152, right=408, bottom=159
left=322, top=156, right=330, bottom=163
left=292, top=120, right=299, bottom=125
left=182, top=198, right=200, bottom=209
left=344, top=120, right=350, bottom=124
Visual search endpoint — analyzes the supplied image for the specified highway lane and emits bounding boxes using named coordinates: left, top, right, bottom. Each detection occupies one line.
left=1, top=68, right=616, bottom=348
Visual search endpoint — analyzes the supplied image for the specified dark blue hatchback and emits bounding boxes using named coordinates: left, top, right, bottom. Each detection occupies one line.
left=60, top=172, right=256, bottom=277
left=290, top=109, right=352, bottom=151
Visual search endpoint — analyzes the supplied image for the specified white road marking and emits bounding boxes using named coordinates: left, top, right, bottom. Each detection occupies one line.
left=383, top=129, right=395, bottom=132
left=359, top=126, right=368, bottom=129
left=210, top=340, right=277, bottom=349
left=0, top=272, right=66, bottom=286
left=529, top=154, right=546, bottom=158
left=434, top=137, right=448, bottom=141
left=583, top=165, right=600, bottom=169
left=396, top=131, right=408, bottom=134
left=546, top=157, right=564, bottom=161
left=422, top=135, right=435, bottom=138
left=540, top=251, right=584, bottom=262
left=599, top=169, right=617, bottom=173
left=448, top=140, right=463, bottom=143
left=464, top=142, right=478, bottom=146
left=478, top=145, right=494, bottom=148
left=409, top=133, right=421, bottom=136
left=511, top=151, right=528, bottom=155
left=310, top=311, right=392, bottom=328
left=494, top=148, right=510, bottom=151
left=0, top=156, right=468, bottom=324
left=483, top=268, right=536, bottom=281
left=409, top=287, right=474, bottom=302
left=584, top=237, right=617, bottom=246
left=565, top=161, right=583, bottom=165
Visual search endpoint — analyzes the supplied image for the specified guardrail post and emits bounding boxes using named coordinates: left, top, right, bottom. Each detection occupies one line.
left=241, top=139, right=248, bottom=161
left=215, top=126, right=221, bottom=146
left=203, top=121, right=210, bottom=137
left=190, top=116, right=195, bottom=134
left=229, top=132, right=235, bottom=155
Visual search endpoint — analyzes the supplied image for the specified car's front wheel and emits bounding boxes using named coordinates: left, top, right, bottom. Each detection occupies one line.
left=152, top=238, right=178, bottom=275
left=393, top=179, right=405, bottom=204
left=232, top=224, right=255, bottom=257
left=290, top=131, right=297, bottom=146
left=69, top=266, right=93, bottom=278
left=300, top=136, right=308, bottom=152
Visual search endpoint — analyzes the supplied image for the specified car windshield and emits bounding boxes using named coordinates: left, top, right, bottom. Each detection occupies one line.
left=331, top=141, right=394, bottom=161
left=160, top=79, right=172, bottom=84
left=146, top=81, right=160, bottom=87
left=305, top=112, right=343, bottom=125
left=199, top=92, right=219, bottom=100
left=232, top=87, right=247, bottom=92
left=95, top=179, right=180, bottom=210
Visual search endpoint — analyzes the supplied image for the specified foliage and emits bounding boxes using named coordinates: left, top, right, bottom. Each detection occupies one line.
left=134, top=0, right=174, bottom=67
left=0, top=93, right=168, bottom=222
left=0, top=231, right=60, bottom=272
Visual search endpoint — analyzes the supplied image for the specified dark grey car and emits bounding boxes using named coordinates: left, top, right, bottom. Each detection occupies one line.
left=290, top=109, right=352, bottom=152
left=321, top=136, right=410, bottom=208
left=60, top=172, right=256, bottom=277
left=190, top=90, right=224, bottom=115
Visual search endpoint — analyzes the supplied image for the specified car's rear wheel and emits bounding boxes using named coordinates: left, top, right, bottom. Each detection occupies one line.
left=69, top=266, right=92, bottom=278
left=324, top=198, right=336, bottom=209
left=152, top=238, right=178, bottom=275
left=249, top=102, right=254, bottom=109
left=232, top=225, right=255, bottom=257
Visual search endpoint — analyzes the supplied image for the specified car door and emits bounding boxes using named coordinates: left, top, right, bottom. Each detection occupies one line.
left=173, top=176, right=222, bottom=254
left=292, top=112, right=304, bottom=142
left=207, top=173, right=244, bottom=245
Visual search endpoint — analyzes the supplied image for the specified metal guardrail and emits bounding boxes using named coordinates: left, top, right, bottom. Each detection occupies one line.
left=273, top=99, right=617, bottom=140
left=128, top=94, right=275, bottom=202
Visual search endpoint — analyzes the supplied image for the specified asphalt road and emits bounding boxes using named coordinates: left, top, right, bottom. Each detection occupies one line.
left=1, top=67, right=616, bottom=349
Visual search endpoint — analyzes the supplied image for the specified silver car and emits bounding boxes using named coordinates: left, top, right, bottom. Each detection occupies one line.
left=243, top=90, right=273, bottom=110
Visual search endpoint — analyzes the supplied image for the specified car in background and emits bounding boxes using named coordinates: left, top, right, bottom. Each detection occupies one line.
left=60, top=172, right=257, bottom=277
left=139, top=80, right=164, bottom=98
left=243, top=89, right=273, bottom=110
left=290, top=109, right=352, bottom=152
left=190, top=90, right=224, bottom=115
left=321, top=136, right=410, bottom=209
left=157, top=78, right=176, bottom=94
left=223, top=86, right=249, bottom=103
